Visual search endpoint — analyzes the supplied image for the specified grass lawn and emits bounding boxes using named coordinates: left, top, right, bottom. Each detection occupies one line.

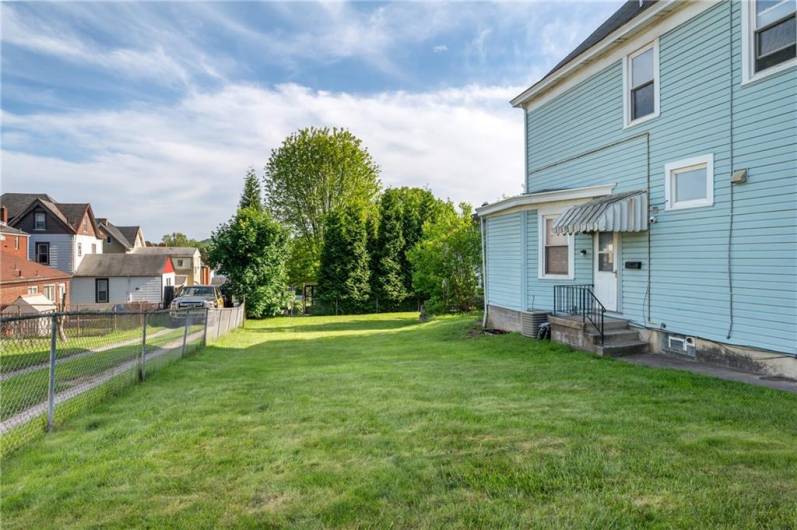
left=2, top=313, right=796, bottom=529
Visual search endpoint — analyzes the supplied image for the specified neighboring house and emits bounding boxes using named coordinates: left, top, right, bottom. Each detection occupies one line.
left=132, top=247, right=202, bottom=286
left=97, top=218, right=145, bottom=253
left=478, top=1, right=796, bottom=372
left=71, top=254, right=175, bottom=307
left=0, top=193, right=105, bottom=274
left=1, top=224, right=71, bottom=309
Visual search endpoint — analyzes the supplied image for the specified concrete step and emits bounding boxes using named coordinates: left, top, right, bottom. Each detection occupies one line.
left=602, top=318, right=632, bottom=330
left=597, top=341, right=649, bottom=357
left=589, top=329, right=641, bottom=346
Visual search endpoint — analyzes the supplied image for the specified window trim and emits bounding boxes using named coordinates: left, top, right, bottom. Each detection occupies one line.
left=77, top=242, right=82, bottom=257
left=35, top=242, right=50, bottom=265
left=27, top=286, right=38, bottom=295
left=33, top=212, right=46, bottom=231
left=742, top=0, right=797, bottom=85
left=95, top=278, right=110, bottom=304
left=664, top=154, right=714, bottom=211
left=622, top=39, right=660, bottom=128
left=537, top=212, right=575, bottom=280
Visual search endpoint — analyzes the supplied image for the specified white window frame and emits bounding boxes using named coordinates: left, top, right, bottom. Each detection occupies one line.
left=664, top=154, right=714, bottom=211
left=623, top=39, right=660, bottom=128
left=741, top=0, right=797, bottom=85
left=27, top=286, right=38, bottom=295
left=537, top=212, right=575, bottom=280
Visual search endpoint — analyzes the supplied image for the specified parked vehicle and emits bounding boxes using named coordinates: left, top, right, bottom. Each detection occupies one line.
left=170, top=285, right=224, bottom=311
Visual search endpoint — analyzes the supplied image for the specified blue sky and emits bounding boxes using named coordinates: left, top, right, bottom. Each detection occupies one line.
left=1, top=1, right=622, bottom=239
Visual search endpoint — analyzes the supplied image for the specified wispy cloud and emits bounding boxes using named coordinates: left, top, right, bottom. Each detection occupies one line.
left=2, top=83, right=524, bottom=239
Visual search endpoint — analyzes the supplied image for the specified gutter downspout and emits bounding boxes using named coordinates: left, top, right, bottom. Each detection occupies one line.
left=480, top=216, right=488, bottom=328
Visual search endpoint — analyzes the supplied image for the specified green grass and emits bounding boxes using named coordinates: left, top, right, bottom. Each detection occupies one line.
left=1, top=313, right=796, bottom=529
left=0, top=326, right=189, bottom=421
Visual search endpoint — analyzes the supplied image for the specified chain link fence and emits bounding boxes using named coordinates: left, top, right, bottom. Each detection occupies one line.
left=0, top=304, right=245, bottom=457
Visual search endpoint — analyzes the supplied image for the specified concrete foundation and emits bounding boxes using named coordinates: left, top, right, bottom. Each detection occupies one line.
left=485, top=305, right=523, bottom=333
left=486, top=304, right=797, bottom=380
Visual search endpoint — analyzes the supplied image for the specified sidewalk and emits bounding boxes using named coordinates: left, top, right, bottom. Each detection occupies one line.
left=620, top=353, right=797, bottom=394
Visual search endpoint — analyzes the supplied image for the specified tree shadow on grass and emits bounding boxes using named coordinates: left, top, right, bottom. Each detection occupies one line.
left=246, top=317, right=423, bottom=335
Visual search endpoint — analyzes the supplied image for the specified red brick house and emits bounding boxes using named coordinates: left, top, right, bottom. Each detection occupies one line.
left=1, top=222, right=71, bottom=309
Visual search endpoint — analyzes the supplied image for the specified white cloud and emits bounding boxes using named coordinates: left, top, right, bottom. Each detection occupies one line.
left=433, top=44, right=448, bottom=53
left=2, top=83, right=524, bottom=240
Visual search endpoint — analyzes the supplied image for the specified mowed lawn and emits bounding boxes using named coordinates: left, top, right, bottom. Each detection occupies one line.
left=2, top=314, right=796, bottom=529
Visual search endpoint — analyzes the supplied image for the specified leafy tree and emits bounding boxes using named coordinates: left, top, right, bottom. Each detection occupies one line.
left=160, top=232, right=209, bottom=265
left=239, top=168, right=263, bottom=211
left=160, top=232, right=194, bottom=247
left=408, top=202, right=481, bottom=314
left=373, top=190, right=408, bottom=309
left=286, top=235, right=318, bottom=287
left=264, top=127, right=381, bottom=279
left=317, top=206, right=372, bottom=314
left=207, top=208, right=291, bottom=318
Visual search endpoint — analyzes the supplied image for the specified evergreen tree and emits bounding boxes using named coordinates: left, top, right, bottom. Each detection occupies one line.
left=317, top=206, right=372, bottom=314
left=239, top=168, right=263, bottom=211
left=207, top=207, right=290, bottom=318
left=373, top=190, right=408, bottom=309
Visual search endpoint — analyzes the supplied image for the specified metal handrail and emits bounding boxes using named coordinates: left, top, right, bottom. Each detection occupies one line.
left=552, top=284, right=605, bottom=345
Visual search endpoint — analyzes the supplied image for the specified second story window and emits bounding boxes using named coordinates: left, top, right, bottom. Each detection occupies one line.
left=36, top=242, right=50, bottom=264
left=77, top=242, right=82, bottom=257
left=624, top=41, right=659, bottom=127
left=743, top=0, right=797, bottom=82
left=34, top=212, right=46, bottom=230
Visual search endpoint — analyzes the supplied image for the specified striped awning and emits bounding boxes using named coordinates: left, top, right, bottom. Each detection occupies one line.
left=553, top=190, right=648, bottom=235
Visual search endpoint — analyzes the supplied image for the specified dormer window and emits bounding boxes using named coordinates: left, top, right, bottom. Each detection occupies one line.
left=34, top=212, right=46, bottom=230
left=743, top=0, right=797, bottom=83
left=623, top=40, right=659, bottom=127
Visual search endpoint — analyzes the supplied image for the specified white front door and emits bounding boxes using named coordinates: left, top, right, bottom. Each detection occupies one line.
left=593, top=232, right=619, bottom=312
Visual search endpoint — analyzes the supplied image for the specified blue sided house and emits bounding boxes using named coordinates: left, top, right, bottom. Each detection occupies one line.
left=477, top=0, right=796, bottom=377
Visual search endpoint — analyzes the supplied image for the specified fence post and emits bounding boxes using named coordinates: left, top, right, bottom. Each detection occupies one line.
left=203, top=307, right=209, bottom=347
left=181, top=312, right=190, bottom=356
left=139, top=312, right=147, bottom=382
left=46, top=314, right=57, bottom=431
left=216, top=307, right=223, bottom=340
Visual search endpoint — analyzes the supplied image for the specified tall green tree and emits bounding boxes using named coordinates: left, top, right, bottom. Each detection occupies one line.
left=373, top=190, right=408, bottom=309
left=264, top=127, right=381, bottom=279
left=239, top=168, right=263, bottom=211
left=207, top=208, right=291, bottom=318
left=317, top=206, right=372, bottom=314
left=408, top=202, right=481, bottom=314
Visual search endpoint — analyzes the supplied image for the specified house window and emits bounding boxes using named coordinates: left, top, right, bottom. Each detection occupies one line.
left=538, top=214, right=574, bottom=279
left=91, top=243, right=97, bottom=254
left=77, top=242, right=82, bottom=257
left=107, top=236, right=112, bottom=243
left=665, top=154, right=714, bottom=211
left=58, top=283, right=66, bottom=304
left=176, top=259, right=184, bottom=267
left=43, top=285, right=55, bottom=301
left=34, top=212, right=46, bottom=230
left=623, top=41, right=659, bottom=126
left=14, top=236, right=19, bottom=250
left=95, top=278, right=110, bottom=303
left=166, top=277, right=172, bottom=286
left=28, top=286, right=38, bottom=295
left=36, top=242, right=50, bottom=264
left=743, top=0, right=797, bottom=82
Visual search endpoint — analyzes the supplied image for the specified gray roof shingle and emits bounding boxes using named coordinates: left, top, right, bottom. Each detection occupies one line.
left=74, top=254, right=171, bottom=277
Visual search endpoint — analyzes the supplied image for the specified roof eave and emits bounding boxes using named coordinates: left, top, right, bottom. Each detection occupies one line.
left=510, top=0, right=676, bottom=109
left=476, top=183, right=616, bottom=217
